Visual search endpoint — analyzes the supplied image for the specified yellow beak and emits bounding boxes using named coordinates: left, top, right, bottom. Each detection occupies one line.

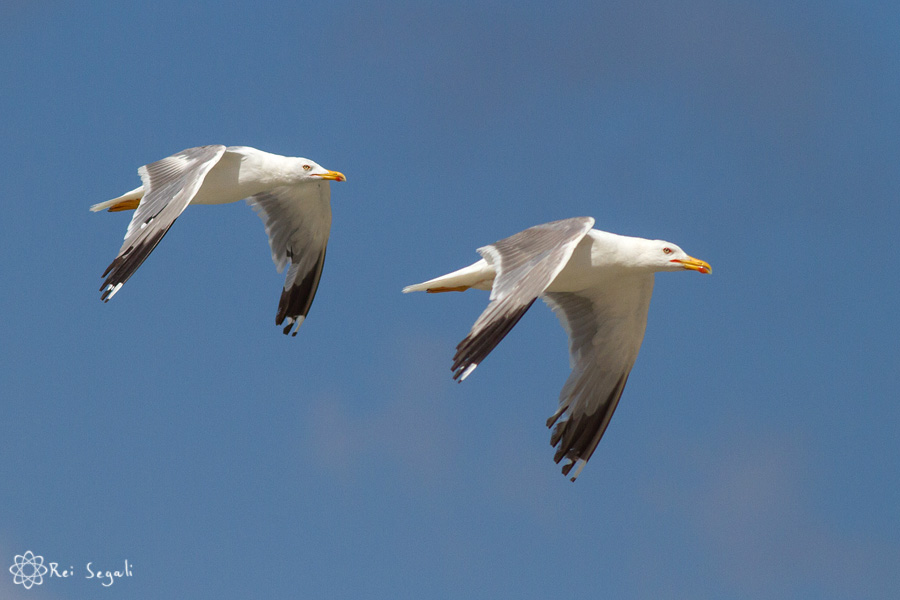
left=671, top=256, right=712, bottom=274
left=314, top=170, right=347, bottom=182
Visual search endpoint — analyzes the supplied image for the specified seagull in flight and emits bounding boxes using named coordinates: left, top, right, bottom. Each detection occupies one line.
left=92, top=145, right=346, bottom=335
left=404, top=217, right=711, bottom=480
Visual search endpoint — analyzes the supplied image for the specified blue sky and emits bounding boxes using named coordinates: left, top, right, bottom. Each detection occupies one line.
left=1, top=1, right=898, bottom=598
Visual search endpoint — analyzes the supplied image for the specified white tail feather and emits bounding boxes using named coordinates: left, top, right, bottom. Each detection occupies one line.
left=402, top=259, right=494, bottom=293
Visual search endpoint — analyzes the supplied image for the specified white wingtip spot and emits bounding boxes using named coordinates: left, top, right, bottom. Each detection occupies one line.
left=290, top=315, right=305, bottom=336
left=569, top=460, right=587, bottom=482
left=104, top=283, right=124, bottom=301
left=459, top=363, right=478, bottom=381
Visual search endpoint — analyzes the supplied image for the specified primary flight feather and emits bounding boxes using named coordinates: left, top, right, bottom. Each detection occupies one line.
left=92, top=145, right=346, bottom=335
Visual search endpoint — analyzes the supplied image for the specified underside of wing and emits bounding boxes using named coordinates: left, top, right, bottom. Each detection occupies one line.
left=543, top=283, right=652, bottom=481
left=247, top=183, right=332, bottom=336
left=548, top=367, right=630, bottom=481
left=451, top=217, right=594, bottom=381
left=100, top=145, right=226, bottom=301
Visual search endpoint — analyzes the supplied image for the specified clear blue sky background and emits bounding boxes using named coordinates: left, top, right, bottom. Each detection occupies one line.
left=1, top=1, right=898, bottom=598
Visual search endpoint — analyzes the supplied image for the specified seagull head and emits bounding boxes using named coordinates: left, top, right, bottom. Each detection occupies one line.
left=296, top=158, right=346, bottom=183
left=647, top=240, right=712, bottom=274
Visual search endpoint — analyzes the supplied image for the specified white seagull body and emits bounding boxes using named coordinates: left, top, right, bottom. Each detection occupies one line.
left=403, top=217, right=711, bottom=480
left=92, top=145, right=346, bottom=335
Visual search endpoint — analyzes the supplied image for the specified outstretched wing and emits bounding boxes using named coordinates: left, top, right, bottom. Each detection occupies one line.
left=542, top=276, right=654, bottom=481
left=451, top=217, right=595, bottom=380
left=100, top=145, right=226, bottom=301
left=247, top=182, right=332, bottom=336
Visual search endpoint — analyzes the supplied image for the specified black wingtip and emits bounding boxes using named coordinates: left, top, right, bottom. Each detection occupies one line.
left=274, top=248, right=326, bottom=338
left=450, top=300, right=535, bottom=381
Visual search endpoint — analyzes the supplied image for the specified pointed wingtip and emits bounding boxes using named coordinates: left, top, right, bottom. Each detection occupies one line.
left=282, top=315, right=305, bottom=336
left=565, top=460, right=587, bottom=482
left=457, top=363, right=477, bottom=382
left=100, top=283, right=123, bottom=302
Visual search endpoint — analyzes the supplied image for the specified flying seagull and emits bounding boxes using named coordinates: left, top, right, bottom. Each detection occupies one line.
left=403, top=217, right=711, bottom=480
left=91, top=145, right=346, bottom=336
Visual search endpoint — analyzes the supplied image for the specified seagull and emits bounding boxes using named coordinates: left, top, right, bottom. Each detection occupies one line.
left=403, top=217, right=711, bottom=480
left=91, top=145, right=346, bottom=336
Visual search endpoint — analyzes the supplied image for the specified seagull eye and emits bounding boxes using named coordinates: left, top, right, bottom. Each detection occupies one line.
left=302, top=164, right=312, bottom=171
left=662, top=247, right=673, bottom=255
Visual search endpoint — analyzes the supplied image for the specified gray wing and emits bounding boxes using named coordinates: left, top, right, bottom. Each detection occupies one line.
left=451, top=217, right=595, bottom=381
left=542, top=277, right=654, bottom=481
left=247, top=182, right=332, bottom=336
left=100, top=145, right=226, bottom=301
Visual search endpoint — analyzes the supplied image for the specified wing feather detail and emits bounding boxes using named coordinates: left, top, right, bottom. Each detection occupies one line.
left=451, top=217, right=594, bottom=380
left=247, top=182, right=332, bottom=336
left=99, top=145, right=226, bottom=301
left=542, top=279, right=653, bottom=481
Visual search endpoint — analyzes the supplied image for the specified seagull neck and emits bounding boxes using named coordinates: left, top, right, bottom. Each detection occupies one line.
left=588, top=231, right=651, bottom=271
left=238, top=153, right=304, bottom=188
